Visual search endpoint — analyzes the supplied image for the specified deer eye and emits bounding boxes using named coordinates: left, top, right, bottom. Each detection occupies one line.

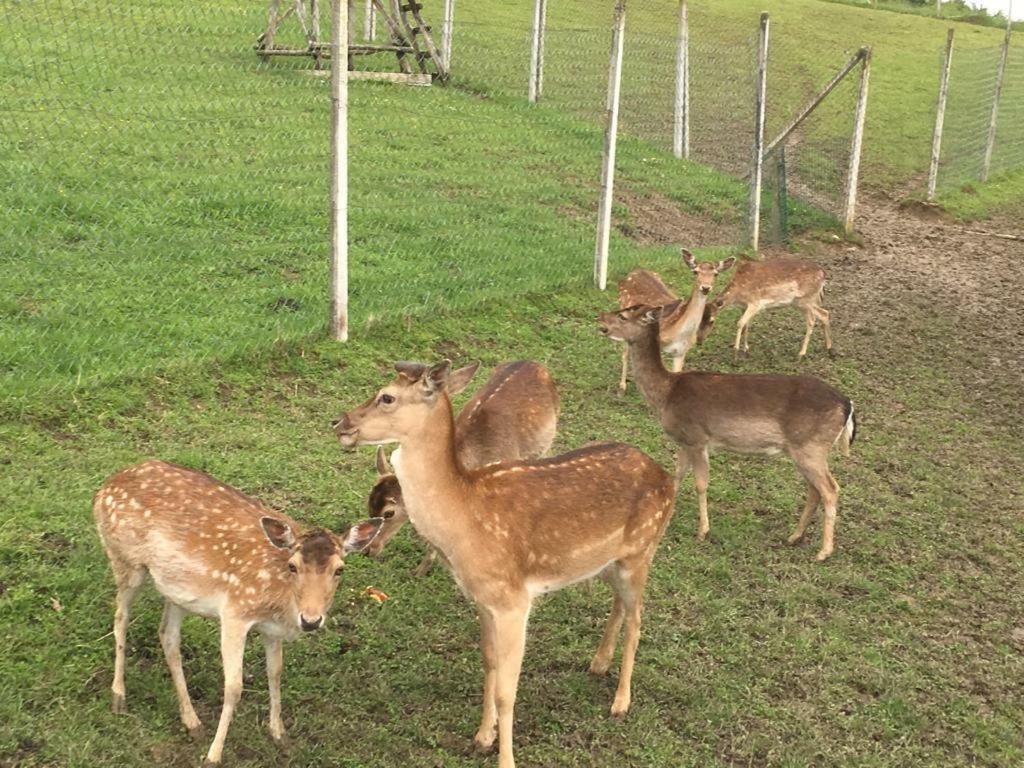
left=334, top=566, right=344, bottom=577
left=288, top=562, right=298, bottom=573
left=379, top=394, right=395, bottom=405
left=382, top=508, right=395, bottom=519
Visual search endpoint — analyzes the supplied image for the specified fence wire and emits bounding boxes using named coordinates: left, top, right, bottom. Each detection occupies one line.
left=1, top=0, right=861, bottom=400
left=936, top=42, right=1024, bottom=190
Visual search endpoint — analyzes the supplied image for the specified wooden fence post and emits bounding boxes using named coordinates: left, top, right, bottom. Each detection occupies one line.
left=982, top=12, right=1013, bottom=182
left=330, top=0, right=349, bottom=341
left=673, top=0, right=690, bottom=159
left=844, top=47, right=871, bottom=235
left=529, top=0, right=548, bottom=102
left=441, top=0, right=455, bottom=71
left=364, top=0, right=376, bottom=40
left=927, top=28, right=955, bottom=200
left=594, top=0, right=626, bottom=290
left=748, top=12, right=769, bottom=251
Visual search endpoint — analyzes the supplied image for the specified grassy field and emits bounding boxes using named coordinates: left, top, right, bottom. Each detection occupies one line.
left=3, top=0, right=1024, bottom=766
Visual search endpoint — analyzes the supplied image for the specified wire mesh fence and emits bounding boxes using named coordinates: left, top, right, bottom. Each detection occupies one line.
left=1, top=0, right=866, bottom=401
left=935, top=41, right=1024, bottom=191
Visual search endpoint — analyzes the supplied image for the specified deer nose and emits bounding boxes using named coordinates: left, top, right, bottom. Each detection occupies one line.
left=701, top=286, right=711, bottom=295
left=300, top=614, right=323, bottom=632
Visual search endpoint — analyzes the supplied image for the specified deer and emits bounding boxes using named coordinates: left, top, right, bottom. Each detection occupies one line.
left=697, top=257, right=833, bottom=359
left=616, top=248, right=735, bottom=393
left=93, top=460, right=383, bottom=766
left=333, top=361, right=676, bottom=768
left=366, top=360, right=561, bottom=576
left=599, top=305, right=856, bottom=562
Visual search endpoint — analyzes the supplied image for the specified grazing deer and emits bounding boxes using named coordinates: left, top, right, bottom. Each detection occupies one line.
left=333, top=362, right=676, bottom=768
left=93, top=460, right=383, bottom=765
left=616, top=248, right=735, bottom=392
left=599, top=306, right=855, bottom=561
left=367, top=360, right=560, bottom=576
left=697, top=257, right=833, bottom=359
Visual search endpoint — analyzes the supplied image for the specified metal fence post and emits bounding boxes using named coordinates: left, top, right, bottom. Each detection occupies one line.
left=982, top=12, right=1013, bottom=182
left=528, top=0, right=548, bottom=102
left=441, top=0, right=454, bottom=72
left=364, top=0, right=375, bottom=40
left=330, top=0, right=349, bottom=341
left=844, top=47, right=871, bottom=235
left=673, top=0, right=690, bottom=159
left=928, top=28, right=955, bottom=200
left=748, top=12, right=769, bottom=251
left=776, top=146, right=788, bottom=242
left=594, top=0, right=626, bottom=290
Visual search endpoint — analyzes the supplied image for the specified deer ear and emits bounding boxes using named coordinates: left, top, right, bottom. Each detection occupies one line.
left=260, top=516, right=297, bottom=551
left=422, top=360, right=452, bottom=395
left=447, top=362, right=481, bottom=396
left=639, top=307, right=661, bottom=326
left=375, top=446, right=393, bottom=476
left=341, top=518, right=384, bottom=555
left=681, top=248, right=698, bottom=270
left=717, top=256, right=737, bottom=273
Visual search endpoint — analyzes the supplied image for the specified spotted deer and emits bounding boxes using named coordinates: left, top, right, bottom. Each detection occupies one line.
left=93, top=460, right=383, bottom=765
left=599, top=306, right=855, bottom=561
left=697, top=257, right=833, bottom=358
left=333, top=362, right=676, bottom=768
left=367, top=360, right=560, bottom=576
left=616, top=248, right=735, bottom=392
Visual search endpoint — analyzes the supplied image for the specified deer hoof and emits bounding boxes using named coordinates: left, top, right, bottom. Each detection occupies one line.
left=186, top=724, right=206, bottom=742
left=786, top=532, right=804, bottom=546
left=815, top=548, right=833, bottom=562
left=610, top=697, right=631, bottom=719
left=201, top=759, right=221, bottom=767
left=111, top=694, right=127, bottom=715
left=472, top=734, right=497, bottom=755
left=696, top=530, right=709, bottom=542
left=588, top=658, right=611, bottom=677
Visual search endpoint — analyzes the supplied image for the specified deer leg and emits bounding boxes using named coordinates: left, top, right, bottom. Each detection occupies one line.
left=413, top=548, right=437, bottom=577
left=110, top=563, right=146, bottom=714
left=692, top=448, right=711, bottom=541
left=491, top=603, right=530, bottom=768
left=792, top=454, right=840, bottom=561
left=589, top=592, right=624, bottom=676
left=734, top=305, right=759, bottom=358
left=674, top=450, right=692, bottom=490
left=798, top=306, right=817, bottom=358
left=610, top=565, right=647, bottom=718
left=263, top=634, right=285, bottom=742
left=159, top=601, right=202, bottom=736
left=204, top=617, right=251, bottom=766
left=787, top=484, right=821, bottom=545
left=619, top=344, right=629, bottom=394
left=815, top=305, right=833, bottom=353
left=473, top=608, right=498, bottom=753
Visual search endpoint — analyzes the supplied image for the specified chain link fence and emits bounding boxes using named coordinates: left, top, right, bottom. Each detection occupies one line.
left=934, top=41, right=1024, bottom=192
left=1, top=0, right=866, bottom=401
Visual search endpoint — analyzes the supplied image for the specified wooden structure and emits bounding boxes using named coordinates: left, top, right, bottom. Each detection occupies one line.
left=256, top=0, right=448, bottom=84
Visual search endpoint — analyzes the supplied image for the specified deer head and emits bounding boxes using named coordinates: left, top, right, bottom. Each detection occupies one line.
left=333, top=360, right=454, bottom=448
left=598, top=304, right=662, bottom=343
left=683, top=249, right=736, bottom=297
left=259, top=516, right=385, bottom=630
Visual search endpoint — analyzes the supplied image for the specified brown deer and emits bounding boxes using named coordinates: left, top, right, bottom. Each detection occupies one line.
left=616, top=248, right=735, bottom=392
left=333, top=362, right=676, bottom=768
left=599, top=305, right=855, bottom=561
left=697, top=257, right=833, bottom=359
left=93, top=460, right=383, bottom=765
left=367, top=360, right=560, bottom=576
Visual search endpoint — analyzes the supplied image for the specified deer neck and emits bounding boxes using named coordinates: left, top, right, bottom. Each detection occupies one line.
left=391, top=394, right=468, bottom=553
left=629, top=324, right=674, bottom=411
left=679, top=281, right=710, bottom=336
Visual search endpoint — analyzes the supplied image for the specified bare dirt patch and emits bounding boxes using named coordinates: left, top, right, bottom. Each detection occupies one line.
left=614, top=186, right=742, bottom=247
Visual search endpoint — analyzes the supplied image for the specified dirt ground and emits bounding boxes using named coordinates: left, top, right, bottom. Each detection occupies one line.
left=823, top=197, right=1024, bottom=432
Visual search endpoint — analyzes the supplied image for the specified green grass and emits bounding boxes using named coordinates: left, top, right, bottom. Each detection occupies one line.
left=821, top=0, right=1024, bottom=31
left=2, top=4, right=1024, bottom=765
left=934, top=166, right=1024, bottom=220
left=2, top=264, right=1023, bottom=767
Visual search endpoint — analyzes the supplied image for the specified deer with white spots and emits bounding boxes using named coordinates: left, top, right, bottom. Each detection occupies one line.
left=367, top=360, right=560, bottom=575
left=697, top=257, right=833, bottom=359
left=93, top=460, right=383, bottom=766
left=615, top=248, right=735, bottom=392
left=333, top=361, right=676, bottom=768
left=599, top=305, right=855, bottom=561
